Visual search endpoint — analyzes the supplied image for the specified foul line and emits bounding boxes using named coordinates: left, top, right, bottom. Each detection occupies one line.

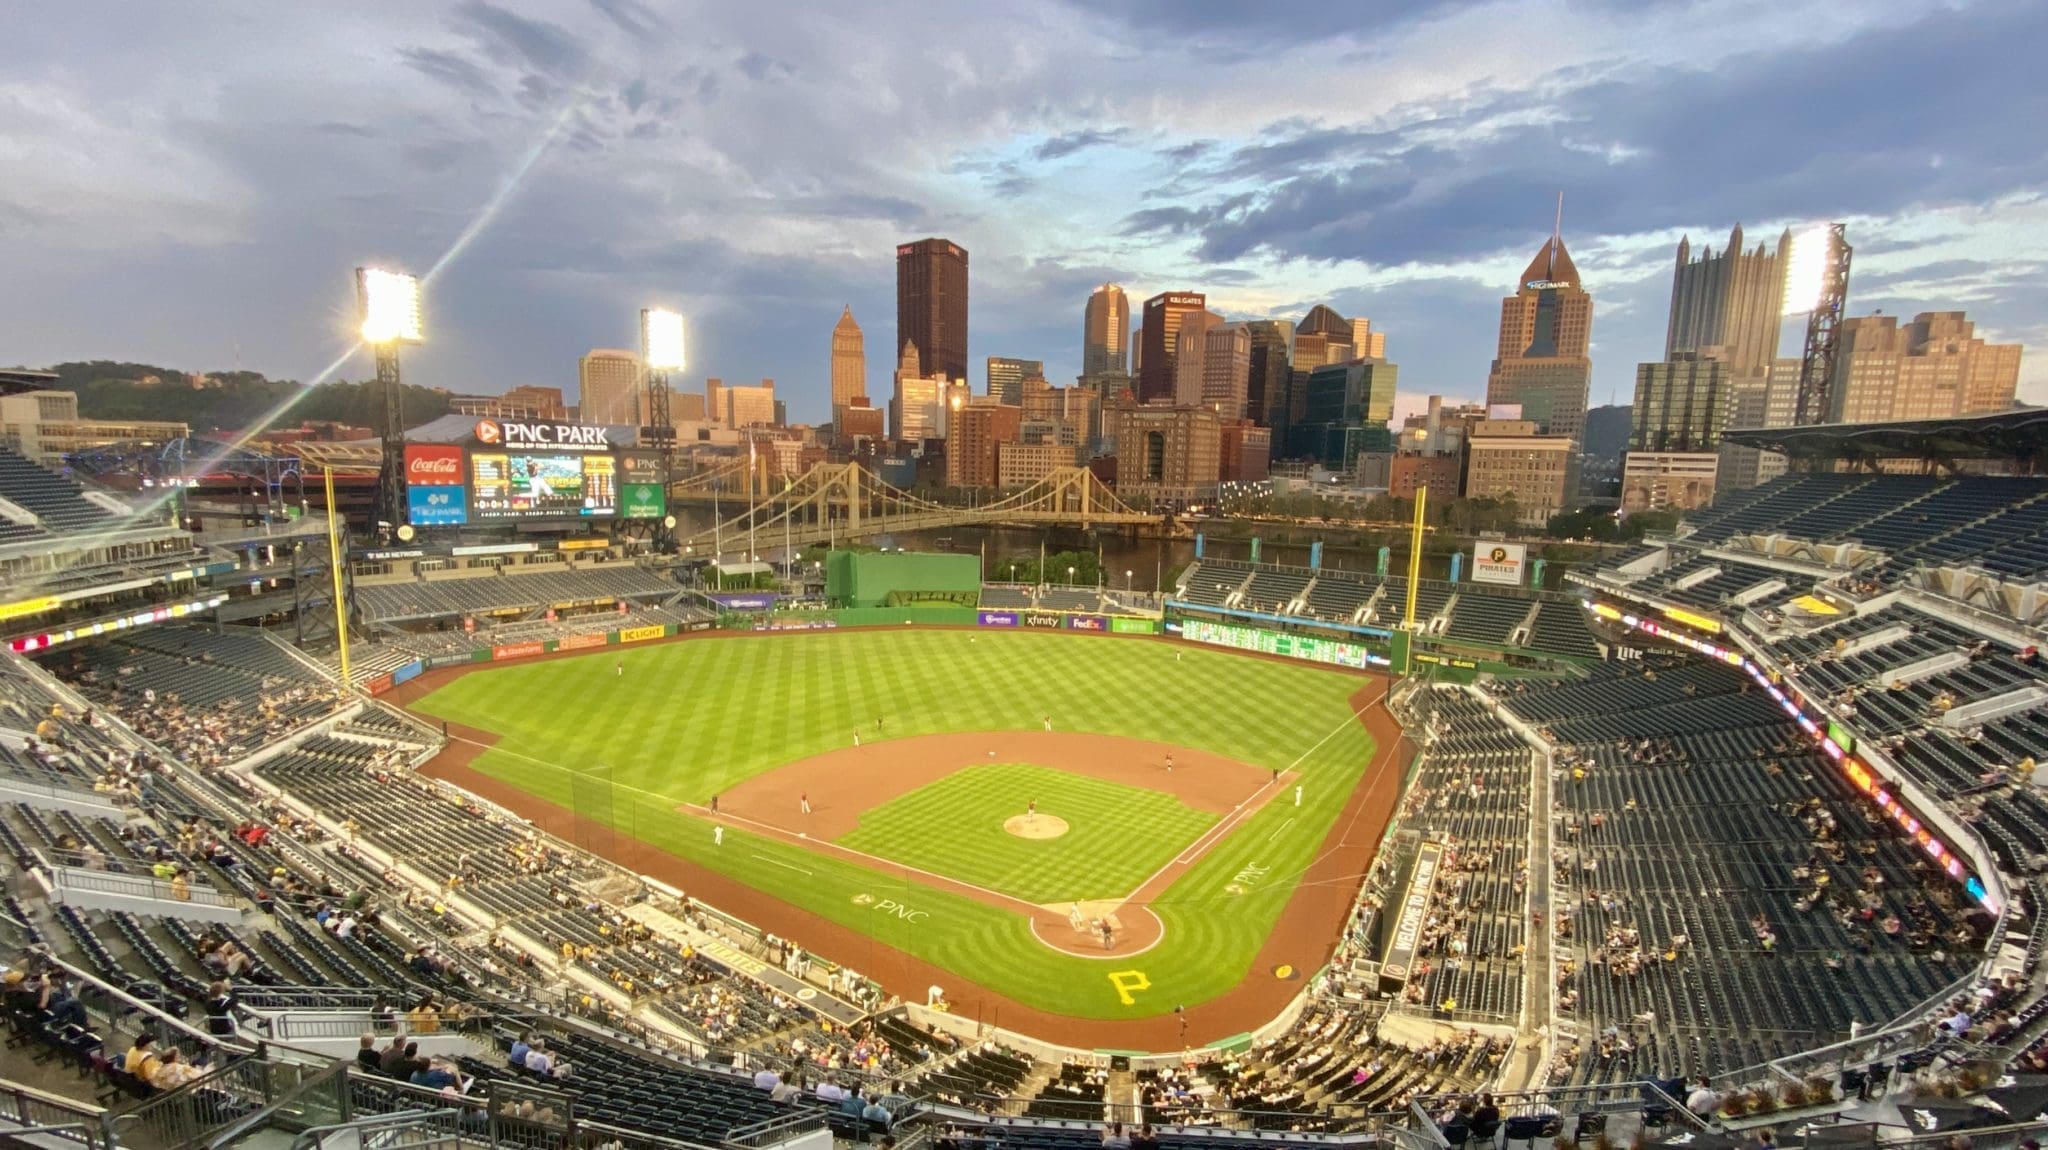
left=1130, top=682, right=1385, bottom=905
left=752, top=854, right=813, bottom=876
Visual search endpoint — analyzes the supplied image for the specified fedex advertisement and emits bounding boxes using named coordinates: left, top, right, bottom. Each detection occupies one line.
left=404, top=445, right=468, bottom=526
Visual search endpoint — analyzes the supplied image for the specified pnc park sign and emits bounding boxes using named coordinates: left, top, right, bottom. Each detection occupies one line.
left=472, top=418, right=613, bottom=451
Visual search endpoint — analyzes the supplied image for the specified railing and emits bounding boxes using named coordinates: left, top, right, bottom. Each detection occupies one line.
left=724, top=1107, right=830, bottom=1149
left=941, top=1094, right=1411, bottom=1136
left=0, top=1078, right=111, bottom=1150
left=108, top=1055, right=324, bottom=1150
left=38, top=850, right=238, bottom=910
left=289, top=1108, right=460, bottom=1150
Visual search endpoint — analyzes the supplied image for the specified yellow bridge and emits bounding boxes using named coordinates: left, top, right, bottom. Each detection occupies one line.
left=667, top=461, right=1162, bottom=554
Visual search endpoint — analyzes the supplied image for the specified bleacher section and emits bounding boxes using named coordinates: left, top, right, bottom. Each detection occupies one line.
left=1677, top=474, right=2048, bottom=587
left=1174, top=560, right=1601, bottom=661
left=0, top=445, right=119, bottom=537
left=1395, top=690, right=1532, bottom=1021
left=354, top=565, right=682, bottom=623
left=1496, top=658, right=1984, bottom=1083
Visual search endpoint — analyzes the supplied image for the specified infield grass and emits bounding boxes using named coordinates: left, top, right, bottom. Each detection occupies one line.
left=837, top=762, right=1215, bottom=903
left=410, top=629, right=1380, bottom=1019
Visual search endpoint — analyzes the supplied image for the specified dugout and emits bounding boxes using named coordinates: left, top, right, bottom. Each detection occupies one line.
left=824, top=550, right=981, bottom=608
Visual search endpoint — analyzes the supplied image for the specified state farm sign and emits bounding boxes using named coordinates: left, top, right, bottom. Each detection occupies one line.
left=472, top=418, right=611, bottom=451
left=404, top=445, right=465, bottom=485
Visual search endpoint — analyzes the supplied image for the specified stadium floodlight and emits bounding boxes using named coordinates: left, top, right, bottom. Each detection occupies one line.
left=1781, top=225, right=1836, bottom=313
left=356, top=267, right=423, bottom=344
left=641, top=307, right=687, bottom=370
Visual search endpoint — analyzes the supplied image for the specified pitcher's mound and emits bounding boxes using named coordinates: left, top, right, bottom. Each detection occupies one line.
left=1004, top=814, right=1069, bottom=840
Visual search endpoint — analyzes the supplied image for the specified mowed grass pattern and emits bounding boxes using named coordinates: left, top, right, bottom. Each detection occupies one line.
left=837, top=763, right=1214, bottom=903
left=412, top=630, right=1378, bottom=1019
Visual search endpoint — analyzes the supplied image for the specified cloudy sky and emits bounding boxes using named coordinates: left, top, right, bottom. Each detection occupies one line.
left=4, top=0, right=2044, bottom=426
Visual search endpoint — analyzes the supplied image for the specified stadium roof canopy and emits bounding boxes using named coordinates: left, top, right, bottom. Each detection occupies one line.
left=0, top=369, right=60, bottom=396
left=1722, top=407, right=2048, bottom=466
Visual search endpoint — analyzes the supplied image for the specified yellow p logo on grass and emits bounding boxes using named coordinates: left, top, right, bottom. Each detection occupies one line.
left=1108, top=970, right=1151, bottom=1005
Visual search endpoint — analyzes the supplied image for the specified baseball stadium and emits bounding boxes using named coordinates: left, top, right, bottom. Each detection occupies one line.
left=1, top=407, right=2046, bottom=1150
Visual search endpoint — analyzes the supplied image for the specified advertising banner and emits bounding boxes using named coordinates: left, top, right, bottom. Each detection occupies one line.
left=1471, top=542, right=1526, bottom=586
left=404, top=445, right=469, bottom=527
left=391, top=660, right=424, bottom=686
left=1023, top=612, right=1063, bottom=629
left=408, top=485, right=467, bottom=526
left=556, top=632, right=609, bottom=651
left=492, top=641, right=547, bottom=661
left=977, top=611, right=1018, bottom=627
left=709, top=593, right=778, bottom=610
left=1181, top=618, right=1386, bottom=669
left=1380, top=841, right=1445, bottom=990
left=617, top=624, right=666, bottom=644
left=752, top=618, right=839, bottom=631
left=619, top=454, right=667, bottom=520
left=1110, top=617, right=1158, bottom=635
left=364, top=674, right=395, bottom=696
left=1065, top=614, right=1108, bottom=631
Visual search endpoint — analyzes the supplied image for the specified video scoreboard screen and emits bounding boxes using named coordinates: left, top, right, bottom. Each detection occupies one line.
left=470, top=452, right=617, bottom=519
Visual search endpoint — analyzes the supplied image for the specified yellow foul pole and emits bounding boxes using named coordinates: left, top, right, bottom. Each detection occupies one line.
left=1404, top=485, right=1426, bottom=628
left=323, top=467, right=352, bottom=688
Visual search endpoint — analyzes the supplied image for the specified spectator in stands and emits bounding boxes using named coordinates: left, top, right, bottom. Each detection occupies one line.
left=1685, top=1078, right=1719, bottom=1118
left=122, top=1034, right=161, bottom=1080
left=524, top=1039, right=553, bottom=1075
left=1101, top=1121, right=1131, bottom=1149
left=861, top=1093, right=892, bottom=1130
left=816, top=1076, right=846, bottom=1104
left=411, top=1059, right=459, bottom=1091
left=753, top=1063, right=782, bottom=1091
left=36, top=971, right=89, bottom=1030
left=356, top=1033, right=382, bottom=1073
left=203, top=981, right=237, bottom=1037
left=152, top=1047, right=208, bottom=1090
left=509, top=1033, right=532, bottom=1067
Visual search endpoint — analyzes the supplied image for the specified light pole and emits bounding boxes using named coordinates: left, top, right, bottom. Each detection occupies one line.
left=1126, top=569, right=1133, bottom=592
left=641, top=307, right=685, bottom=552
left=355, top=266, right=422, bottom=538
left=1067, top=565, right=1075, bottom=586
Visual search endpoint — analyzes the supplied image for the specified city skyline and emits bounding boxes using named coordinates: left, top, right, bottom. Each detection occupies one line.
left=3, top=1, right=2044, bottom=429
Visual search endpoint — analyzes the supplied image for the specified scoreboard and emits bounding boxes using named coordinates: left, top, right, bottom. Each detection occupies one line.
left=1181, top=619, right=1386, bottom=669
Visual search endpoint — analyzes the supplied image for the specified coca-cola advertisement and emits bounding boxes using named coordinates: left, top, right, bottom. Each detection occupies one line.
left=404, top=445, right=469, bottom=526
left=404, top=444, right=465, bottom=484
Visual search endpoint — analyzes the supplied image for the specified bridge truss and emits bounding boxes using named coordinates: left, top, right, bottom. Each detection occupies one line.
left=668, top=463, right=1159, bottom=561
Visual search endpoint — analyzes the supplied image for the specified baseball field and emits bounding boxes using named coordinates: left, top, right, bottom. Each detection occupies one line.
left=403, top=628, right=1396, bottom=1034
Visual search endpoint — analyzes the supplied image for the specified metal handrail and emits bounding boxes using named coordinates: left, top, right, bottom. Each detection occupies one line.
left=0, top=1076, right=111, bottom=1150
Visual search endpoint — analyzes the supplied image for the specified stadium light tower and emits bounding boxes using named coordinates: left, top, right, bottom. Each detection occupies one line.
left=1783, top=224, right=1852, bottom=427
left=356, top=267, right=423, bottom=537
left=640, top=307, right=685, bottom=551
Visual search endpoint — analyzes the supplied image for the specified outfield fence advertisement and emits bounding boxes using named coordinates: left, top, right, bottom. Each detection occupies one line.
left=1181, top=619, right=1390, bottom=669
left=617, top=625, right=666, bottom=644
left=978, top=611, right=1018, bottom=627
left=1065, top=615, right=1108, bottom=631
left=1111, top=617, right=1159, bottom=635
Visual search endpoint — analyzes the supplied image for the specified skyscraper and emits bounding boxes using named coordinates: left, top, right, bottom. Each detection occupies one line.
left=1666, top=225, right=1789, bottom=375
left=1244, top=320, right=1295, bottom=435
left=896, top=238, right=969, bottom=385
left=1829, top=311, right=2023, bottom=423
left=830, top=306, right=867, bottom=413
left=1486, top=228, right=1593, bottom=439
left=1630, top=355, right=1732, bottom=452
left=1350, top=317, right=1386, bottom=359
left=578, top=349, right=642, bottom=425
left=1201, top=324, right=1253, bottom=419
left=1173, top=311, right=1221, bottom=406
left=891, top=341, right=937, bottom=442
left=985, top=357, right=1043, bottom=405
left=1084, top=284, right=1130, bottom=376
left=1138, top=291, right=1207, bottom=402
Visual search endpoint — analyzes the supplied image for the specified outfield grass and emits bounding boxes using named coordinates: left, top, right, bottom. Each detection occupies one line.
left=837, top=762, right=1215, bottom=904
left=410, top=629, right=1377, bottom=1019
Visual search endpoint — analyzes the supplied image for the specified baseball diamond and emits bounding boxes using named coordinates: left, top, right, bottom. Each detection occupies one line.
left=393, top=627, right=1404, bottom=1040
